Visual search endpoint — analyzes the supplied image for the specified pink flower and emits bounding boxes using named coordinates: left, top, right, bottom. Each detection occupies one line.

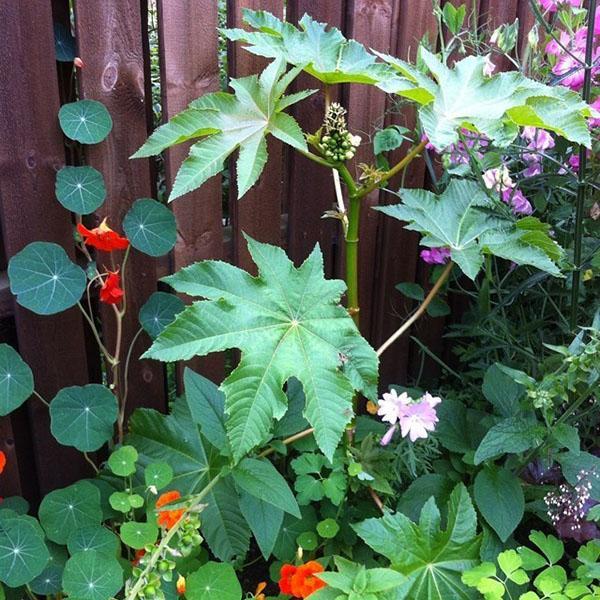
left=420, top=247, right=451, bottom=265
left=377, top=389, right=410, bottom=425
left=539, top=0, right=582, bottom=12
left=522, top=127, right=555, bottom=151
left=589, top=97, right=600, bottom=128
left=502, top=188, right=533, bottom=215
left=524, top=160, right=543, bottom=177
left=546, top=31, right=572, bottom=56
left=483, top=55, right=496, bottom=77
left=483, top=166, right=513, bottom=192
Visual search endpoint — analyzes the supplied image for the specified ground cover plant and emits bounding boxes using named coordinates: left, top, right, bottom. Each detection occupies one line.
left=1, top=1, right=599, bottom=599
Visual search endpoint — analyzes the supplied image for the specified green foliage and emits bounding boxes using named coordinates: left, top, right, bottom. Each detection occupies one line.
left=67, top=526, right=121, bottom=557
left=123, top=198, right=177, bottom=257
left=0, top=344, right=34, bottom=416
left=108, top=445, right=139, bottom=477
left=354, top=484, right=481, bottom=599
left=120, top=522, right=159, bottom=550
left=186, top=562, right=241, bottom=600
left=139, top=292, right=185, bottom=340
left=377, top=179, right=563, bottom=279
left=62, top=550, right=123, bottom=600
left=8, top=242, right=86, bottom=315
left=133, top=59, right=312, bottom=200
left=291, top=452, right=347, bottom=506
left=58, top=100, right=113, bottom=144
left=144, top=462, right=174, bottom=491
left=55, top=166, right=106, bottom=214
left=144, top=236, right=378, bottom=462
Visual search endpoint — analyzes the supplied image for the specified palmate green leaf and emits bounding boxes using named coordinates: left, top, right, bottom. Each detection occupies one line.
left=127, top=398, right=251, bottom=561
left=133, top=59, right=312, bottom=201
left=353, top=483, right=481, bottom=600
left=144, top=236, right=378, bottom=462
left=377, top=179, right=563, bottom=280
left=378, top=48, right=593, bottom=149
left=0, top=344, right=34, bottom=417
left=224, top=9, right=395, bottom=85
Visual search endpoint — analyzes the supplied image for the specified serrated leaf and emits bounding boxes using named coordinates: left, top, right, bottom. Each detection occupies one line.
left=50, top=384, right=118, bottom=452
left=238, top=491, right=283, bottom=560
left=224, top=10, right=395, bottom=85
left=55, top=166, right=106, bottom=214
left=38, top=481, right=102, bottom=544
left=186, top=562, right=241, bottom=600
left=59, top=100, right=113, bottom=144
left=8, top=242, right=86, bottom=315
left=474, top=466, right=524, bottom=542
left=127, top=398, right=251, bottom=561
left=62, top=550, right=123, bottom=600
left=144, top=236, right=378, bottom=461
left=67, top=526, right=120, bottom=557
left=123, top=198, right=177, bottom=257
left=0, top=344, right=34, bottom=417
left=133, top=59, right=310, bottom=200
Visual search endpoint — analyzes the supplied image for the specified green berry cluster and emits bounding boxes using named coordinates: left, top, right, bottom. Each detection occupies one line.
left=318, top=103, right=361, bottom=162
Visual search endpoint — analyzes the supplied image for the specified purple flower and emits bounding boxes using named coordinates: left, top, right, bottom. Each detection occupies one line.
left=502, top=188, right=533, bottom=215
left=522, top=127, right=556, bottom=151
left=539, top=0, right=582, bottom=12
left=483, top=166, right=513, bottom=192
left=589, top=97, right=600, bottom=128
left=420, top=247, right=451, bottom=265
left=377, top=389, right=410, bottom=425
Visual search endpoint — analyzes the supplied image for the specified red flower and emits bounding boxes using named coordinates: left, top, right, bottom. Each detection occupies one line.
left=77, top=218, right=129, bottom=252
left=279, top=562, right=326, bottom=598
left=99, top=271, right=124, bottom=305
left=156, top=490, right=185, bottom=530
left=0, top=451, right=6, bottom=474
left=131, top=549, right=146, bottom=566
left=176, top=575, right=186, bottom=595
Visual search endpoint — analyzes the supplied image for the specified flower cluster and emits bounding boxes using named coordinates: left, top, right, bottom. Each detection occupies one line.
left=318, top=103, right=361, bottom=162
left=279, top=562, right=326, bottom=598
left=420, top=247, right=451, bottom=265
left=482, top=165, right=533, bottom=215
left=377, top=389, right=442, bottom=445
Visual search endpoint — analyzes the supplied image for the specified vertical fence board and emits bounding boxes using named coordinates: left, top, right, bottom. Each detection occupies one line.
left=286, top=1, right=346, bottom=275
left=228, top=0, right=286, bottom=273
left=157, top=0, right=225, bottom=383
left=0, top=0, right=92, bottom=493
left=75, top=0, right=166, bottom=416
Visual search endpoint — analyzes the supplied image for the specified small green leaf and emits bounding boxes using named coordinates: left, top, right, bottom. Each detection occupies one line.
left=374, top=126, right=409, bottom=155
left=62, top=550, right=123, bottom=600
left=8, top=242, right=86, bottom=315
left=67, top=526, right=120, bottom=557
left=120, top=522, right=158, bottom=550
left=129, top=494, right=144, bottom=509
left=109, top=492, right=132, bottom=514
left=55, top=166, right=106, bottom=214
left=0, top=518, right=50, bottom=587
left=528, top=531, right=564, bottom=564
left=296, top=531, right=318, bottom=551
left=108, top=445, right=138, bottom=477
left=551, top=423, right=580, bottom=454
left=144, top=462, right=174, bottom=490
left=482, top=363, right=524, bottom=417
left=395, top=282, right=425, bottom=301
left=50, top=384, right=118, bottom=452
left=462, top=562, right=497, bottom=587
left=0, top=344, right=34, bottom=416
left=474, top=466, right=524, bottom=542
left=123, top=198, right=177, bottom=257
left=272, top=506, right=318, bottom=562
left=39, top=481, right=102, bottom=544
left=139, top=292, right=185, bottom=339
left=186, top=562, right=242, bottom=600
left=426, top=297, right=451, bottom=318
left=59, top=100, right=113, bottom=144
left=317, top=518, right=339, bottom=539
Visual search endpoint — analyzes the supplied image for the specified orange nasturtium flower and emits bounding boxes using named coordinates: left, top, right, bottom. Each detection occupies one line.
left=99, top=271, right=125, bottom=305
left=156, top=490, right=185, bottom=530
left=254, top=582, right=267, bottom=600
left=77, top=218, right=130, bottom=252
left=279, top=562, right=326, bottom=598
left=176, top=575, right=186, bottom=595
left=0, top=451, right=6, bottom=474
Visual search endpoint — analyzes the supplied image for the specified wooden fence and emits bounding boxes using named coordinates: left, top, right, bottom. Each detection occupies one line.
left=0, top=0, right=536, bottom=502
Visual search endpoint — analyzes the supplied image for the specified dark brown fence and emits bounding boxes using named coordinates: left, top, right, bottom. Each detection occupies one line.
left=0, top=0, right=536, bottom=502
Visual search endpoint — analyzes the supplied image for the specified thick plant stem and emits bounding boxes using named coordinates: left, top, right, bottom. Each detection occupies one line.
left=258, top=427, right=316, bottom=458
left=377, top=261, right=454, bottom=357
left=346, top=195, right=362, bottom=326
left=570, top=0, right=597, bottom=331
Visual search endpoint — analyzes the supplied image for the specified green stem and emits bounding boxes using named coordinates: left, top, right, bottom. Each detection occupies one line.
left=297, top=148, right=334, bottom=168
left=345, top=194, right=362, bottom=327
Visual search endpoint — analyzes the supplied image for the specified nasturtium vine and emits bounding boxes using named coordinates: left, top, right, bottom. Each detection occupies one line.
left=144, top=235, right=378, bottom=461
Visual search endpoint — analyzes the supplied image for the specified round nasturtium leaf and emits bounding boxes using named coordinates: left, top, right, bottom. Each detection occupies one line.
left=119, top=521, right=159, bottom=550
left=108, top=492, right=132, bottom=514
left=55, top=166, right=106, bottom=214
left=50, top=384, right=118, bottom=452
left=67, top=526, right=121, bottom=557
left=107, top=445, right=138, bottom=477
left=139, top=292, right=185, bottom=339
left=296, top=531, right=318, bottom=551
left=38, top=481, right=103, bottom=544
left=62, top=550, right=123, bottom=600
left=186, top=562, right=242, bottom=600
left=8, top=242, right=86, bottom=315
left=0, top=518, right=50, bottom=587
left=129, top=494, right=144, bottom=509
left=123, top=198, right=177, bottom=257
left=0, top=344, right=34, bottom=417
left=0, top=496, right=29, bottom=515
left=316, top=518, right=340, bottom=539
left=144, top=462, right=174, bottom=490
left=59, top=100, right=113, bottom=144
left=29, top=542, right=68, bottom=595
left=54, top=22, right=75, bottom=62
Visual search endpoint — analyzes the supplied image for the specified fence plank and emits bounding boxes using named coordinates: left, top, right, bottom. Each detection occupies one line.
left=286, top=1, right=346, bottom=276
left=75, top=0, right=166, bottom=416
left=228, top=0, right=286, bottom=273
left=0, top=0, right=92, bottom=493
left=157, top=0, right=225, bottom=383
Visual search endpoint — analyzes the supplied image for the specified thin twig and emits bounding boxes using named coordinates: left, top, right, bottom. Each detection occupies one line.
left=32, top=390, right=50, bottom=408
left=258, top=428, right=315, bottom=458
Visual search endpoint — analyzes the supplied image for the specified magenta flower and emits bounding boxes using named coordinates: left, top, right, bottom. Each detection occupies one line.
left=589, top=97, right=600, bottom=128
left=483, top=166, right=514, bottom=192
left=502, top=188, right=533, bottom=215
left=539, top=0, right=582, bottom=12
left=522, top=127, right=555, bottom=151
left=420, top=247, right=451, bottom=265
left=483, top=55, right=496, bottom=77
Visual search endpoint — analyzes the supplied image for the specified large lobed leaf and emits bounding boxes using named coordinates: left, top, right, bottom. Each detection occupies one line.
left=378, top=49, right=594, bottom=150
left=223, top=9, right=396, bottom=86
left=133, top=58, right=312, bottom=201
left=144, top=236, right=378, bottom=462
left=377, top=179, right=564, bottom=279
left=353, top=483, right=481, bottom=600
